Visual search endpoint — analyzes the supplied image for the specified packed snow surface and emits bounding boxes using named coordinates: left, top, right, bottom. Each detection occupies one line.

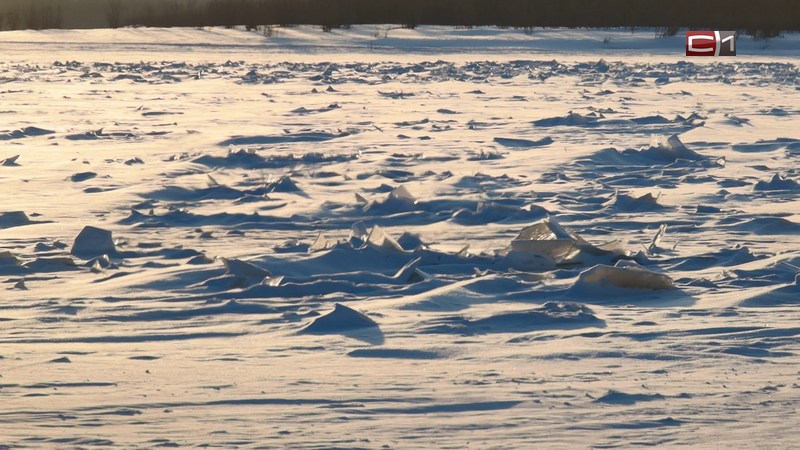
left=0, top=26, right=799, bottom=448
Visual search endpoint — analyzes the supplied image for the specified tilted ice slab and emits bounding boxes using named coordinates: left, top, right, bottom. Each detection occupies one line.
left=71, top=226, right=117, bottom=258
left=0, top=211, right=43, bottom=229
left=502, top=217, right=626, bottom=268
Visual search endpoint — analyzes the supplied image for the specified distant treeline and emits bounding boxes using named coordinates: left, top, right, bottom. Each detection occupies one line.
left=0, top=0, right=798, bottom=34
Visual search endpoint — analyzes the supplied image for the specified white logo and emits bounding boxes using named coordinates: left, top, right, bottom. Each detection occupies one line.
left=719, top=33, right=735, bottom=53
left=688, top=35, right=715, bottom=53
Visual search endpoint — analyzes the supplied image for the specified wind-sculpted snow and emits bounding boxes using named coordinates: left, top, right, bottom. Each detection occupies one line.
left=2, top=59, right=799, bottom=88
left=1, top=28, right=799, bottom=448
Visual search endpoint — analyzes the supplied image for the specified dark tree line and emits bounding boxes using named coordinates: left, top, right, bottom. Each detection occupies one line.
left=135, top=0, right=800, bottom=31
left=0, top=0, right=62, bottom=30
left=0, top=0, right=798, bottom=33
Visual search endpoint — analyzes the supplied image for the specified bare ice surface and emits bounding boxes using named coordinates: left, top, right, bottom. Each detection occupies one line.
left=0, top=26, right=799, bottom=448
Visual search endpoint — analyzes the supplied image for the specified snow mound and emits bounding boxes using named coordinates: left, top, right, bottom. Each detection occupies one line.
left=638, top=135, right=708, bottom=162
left=219, top=130, right=353, bottom=146
left=739, top=273, right=800, bottom=306
left=362, top=185, right=418, bottom=214
left=595, top=390, right=665, bottom=405
left=754, top=173, right=800, bottom=191
left=493, top=136, right=553, bottom=148
left=0, top=126, right=54, bottom=140
left=201, top=257, right=281, bottom=290
left=451, top=202, right=547, bottom=225
left=221, top=258, right=271, bottom=279
left=608, top=192, right=664, bottom=212
left=726, top=217, right=800, bottom=234
left=347, top=348, right=442, bottom=359
left=572, top=261, right=675, bottom=293
left=423, top=302, right=603, bottom=334
left=586, top=135, right=719, bottom=167
left=533, top=112, right=599, bottom=127
left=264, top=176, right=302, bottom=194
left=301, top=303, right=380, bottom=334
